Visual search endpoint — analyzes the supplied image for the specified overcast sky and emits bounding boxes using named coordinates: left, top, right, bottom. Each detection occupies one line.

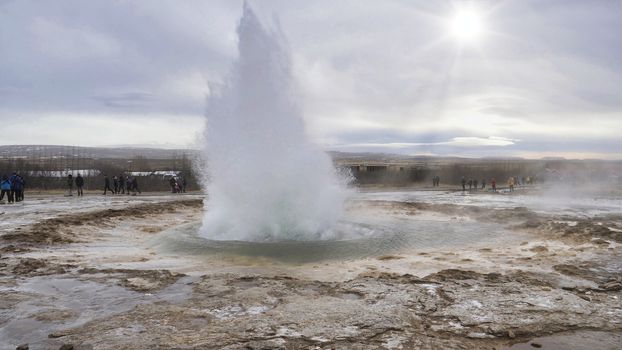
left=1, top=0, right=621, bottom=159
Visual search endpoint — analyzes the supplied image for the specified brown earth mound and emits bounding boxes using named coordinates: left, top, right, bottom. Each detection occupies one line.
left=1, top=199, right=202, bottom=246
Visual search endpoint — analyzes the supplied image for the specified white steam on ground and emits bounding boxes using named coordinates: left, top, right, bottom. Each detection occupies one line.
left=199, top=4, right=351, bottom=241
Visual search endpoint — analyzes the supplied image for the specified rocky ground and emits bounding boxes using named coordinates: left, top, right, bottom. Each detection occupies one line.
left=0, top=191, right=620, bottom=350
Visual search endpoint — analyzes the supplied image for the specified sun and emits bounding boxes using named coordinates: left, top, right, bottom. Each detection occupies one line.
left=448, top=7, right=485, bottom=43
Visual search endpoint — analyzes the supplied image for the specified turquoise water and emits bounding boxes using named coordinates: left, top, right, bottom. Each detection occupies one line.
left=150, top=203, right=514, bottom=263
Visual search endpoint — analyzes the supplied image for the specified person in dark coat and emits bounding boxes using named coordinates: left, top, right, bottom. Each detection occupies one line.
left=125, top=176, right=132, bottom=195
left=103, top=174, right=114, bottom=195
left=113, top=176, right=119, bottom=194
left=169, top=176, right=177, bottom=193
left=76, top=173, right=84, bottom=197
left=131, top=176, right=141, bottom=195
left=16, top=174, right=24, bottom=201
left=67, top=174, right=74, bottom=196
left=11, top=173, right=24, bottom=202
left=118, top=174, right=125, bottom=194
left=8, top=172, right=18, bottom=203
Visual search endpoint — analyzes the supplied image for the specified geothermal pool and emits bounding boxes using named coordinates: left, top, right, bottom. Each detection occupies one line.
left=147, top=188, right=622, bottom=263
left=151, top=204, right=512, bottom=263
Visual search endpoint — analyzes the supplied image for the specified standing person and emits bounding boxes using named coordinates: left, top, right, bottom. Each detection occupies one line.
left=132, top=176, right=141, bottom=194
left=8, top=172, right=18, bottom=203
left=508, top=177, right=515, bottom=192
left=125, top=176, right=132, bottom=195
left=17, top=174, right=26, bottom=201
left=181, top=175, right=187, bottom=193
left=118, top=174, right=126, bottom=194
left=169, top=176, right=177, bottom=193
left=67, top=174, right=74, bottom=196
left=113, top=176, right=119, bottom=194
left=491, top=178, right=497, bottom=192
left=461, top=176, right=466, bottom=191
left=481, top=178, right=486, bottom=190
left=103, top=174, right=114, bottom=195
left=435, top=176, right=440, bottom=187
left=468, top=178, right=473, bottom=190
left=76, top=173, right=84, bottom=197
left=17, top=174, right=25, bottom=202
left=175, top=178, right=181, bottom=193
left=0, top=175, right=11, bottom=203
left=12, top=174, right=23, bottom=202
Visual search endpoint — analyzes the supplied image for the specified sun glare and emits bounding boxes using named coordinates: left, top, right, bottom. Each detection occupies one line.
left=449, top=7, right=484, bottom=43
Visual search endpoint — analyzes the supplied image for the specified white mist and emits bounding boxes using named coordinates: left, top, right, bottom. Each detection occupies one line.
left=200, top=3, right=350, bottom=241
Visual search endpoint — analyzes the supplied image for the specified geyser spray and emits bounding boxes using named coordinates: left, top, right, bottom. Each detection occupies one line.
left=200, top=3, right=350, bottom=241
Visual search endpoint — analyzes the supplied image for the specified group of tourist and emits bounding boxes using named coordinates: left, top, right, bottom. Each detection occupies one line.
left=505, top=176, right=534, bottom=192
left=0, top=172, right=25, bottom=204
left=458, top=176, right=530, bottom=193
left=169, top=175, right=187, bottom=193
left=103, top=174, right=141, bottom=195
left=460, top=177, right=487, bottom=191
left=5, top=172, right=193, bottom=199
left=66, top=173, right=141, bottom=197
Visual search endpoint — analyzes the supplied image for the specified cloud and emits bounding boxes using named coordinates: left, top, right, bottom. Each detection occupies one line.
left=92, top=92, right=156, bottom=108
left=31, top=17, right=121, bottom=59
left=3, top=112, right=202, bottom=147
left=445, top=136, right=517, bottom=147
left=0, top=0, right=620, bottom=159
left=338, top=136, right=517, bottom=149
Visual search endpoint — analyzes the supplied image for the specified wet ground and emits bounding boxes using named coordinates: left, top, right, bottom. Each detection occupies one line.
left=0, top=187, right=620, bottom=349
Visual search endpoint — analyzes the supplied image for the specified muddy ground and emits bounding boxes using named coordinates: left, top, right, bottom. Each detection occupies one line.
left=0, top=192, right=620, bottom=349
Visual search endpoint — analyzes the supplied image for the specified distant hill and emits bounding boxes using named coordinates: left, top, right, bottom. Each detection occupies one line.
left=0, top=145, right=198, bottom=160
left=1, top=145, right=620, bottom=164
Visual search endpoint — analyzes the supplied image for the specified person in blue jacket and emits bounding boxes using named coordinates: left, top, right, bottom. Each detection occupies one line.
left=0, top=175, right=12, bottom=203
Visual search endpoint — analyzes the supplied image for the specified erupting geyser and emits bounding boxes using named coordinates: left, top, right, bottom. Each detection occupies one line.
left=200, top=3, right=350, bottom=241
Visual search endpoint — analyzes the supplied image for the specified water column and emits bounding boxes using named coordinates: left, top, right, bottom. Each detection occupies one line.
left=200, top=3, right=350, bottom=241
